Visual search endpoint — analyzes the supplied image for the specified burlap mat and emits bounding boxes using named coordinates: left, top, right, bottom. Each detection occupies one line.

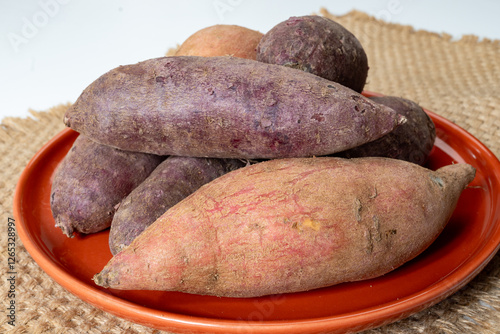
left=1, top=8, right=499, bottom=334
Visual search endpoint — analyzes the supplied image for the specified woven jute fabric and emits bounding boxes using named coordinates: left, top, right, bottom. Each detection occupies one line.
left=1, top=8, right=499, bottom=334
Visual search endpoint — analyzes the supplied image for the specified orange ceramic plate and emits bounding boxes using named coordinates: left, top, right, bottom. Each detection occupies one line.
left=13, top=91, right=500, bottom=334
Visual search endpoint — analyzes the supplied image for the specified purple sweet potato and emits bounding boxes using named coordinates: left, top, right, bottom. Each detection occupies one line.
left=93, top=157, right=475, bottom=298
left=50, top=135, right=164, bottom=237
left=336, top=96, right=436, bottom=165
left=109, top=156, right=245, bottom=255
left=63, top=56, right=403, bottom=159
left=256, top=15, right=369, bottom=93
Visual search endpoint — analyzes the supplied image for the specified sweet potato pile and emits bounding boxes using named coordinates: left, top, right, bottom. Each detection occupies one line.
left=49, top=16, right=476, bottom=298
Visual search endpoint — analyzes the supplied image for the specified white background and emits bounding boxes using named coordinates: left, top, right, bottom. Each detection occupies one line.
left=1, top=0, right=499, bottom=122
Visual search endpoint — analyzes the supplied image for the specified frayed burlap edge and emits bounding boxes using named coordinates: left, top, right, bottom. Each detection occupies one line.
left=319, top=8, right=500, bottom=47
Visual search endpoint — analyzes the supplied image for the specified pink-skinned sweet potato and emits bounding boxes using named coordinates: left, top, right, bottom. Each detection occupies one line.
left=50, top=135, right=165, bottom=237
left=256, top=15, right=369, bottom=93
left=64, top=56, right=404, bottom=159
left=336, top=96, right=436, bottom=165
left=93, top=157, right=475, bottom=298
left=109, top=156, right=245, bottom=255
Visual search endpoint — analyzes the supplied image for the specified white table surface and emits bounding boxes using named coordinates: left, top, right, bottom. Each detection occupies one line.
left=1, top=0, right=499, bottom=122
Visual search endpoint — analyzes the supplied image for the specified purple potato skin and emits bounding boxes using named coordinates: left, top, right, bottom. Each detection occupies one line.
left=256, top=15, right=368, bottom=93
left=109, top=156, right=246, bottom=255
left=336, top=96, right=436, bottom=165
left=50, top=135, right=165, bottom=237
left=63, top=56, right=402, bottom=159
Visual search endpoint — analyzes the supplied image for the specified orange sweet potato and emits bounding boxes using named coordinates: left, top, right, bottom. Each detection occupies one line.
left=93, top=157, right=475, bottom=298
left=176, top=24, right=263, bottom=59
